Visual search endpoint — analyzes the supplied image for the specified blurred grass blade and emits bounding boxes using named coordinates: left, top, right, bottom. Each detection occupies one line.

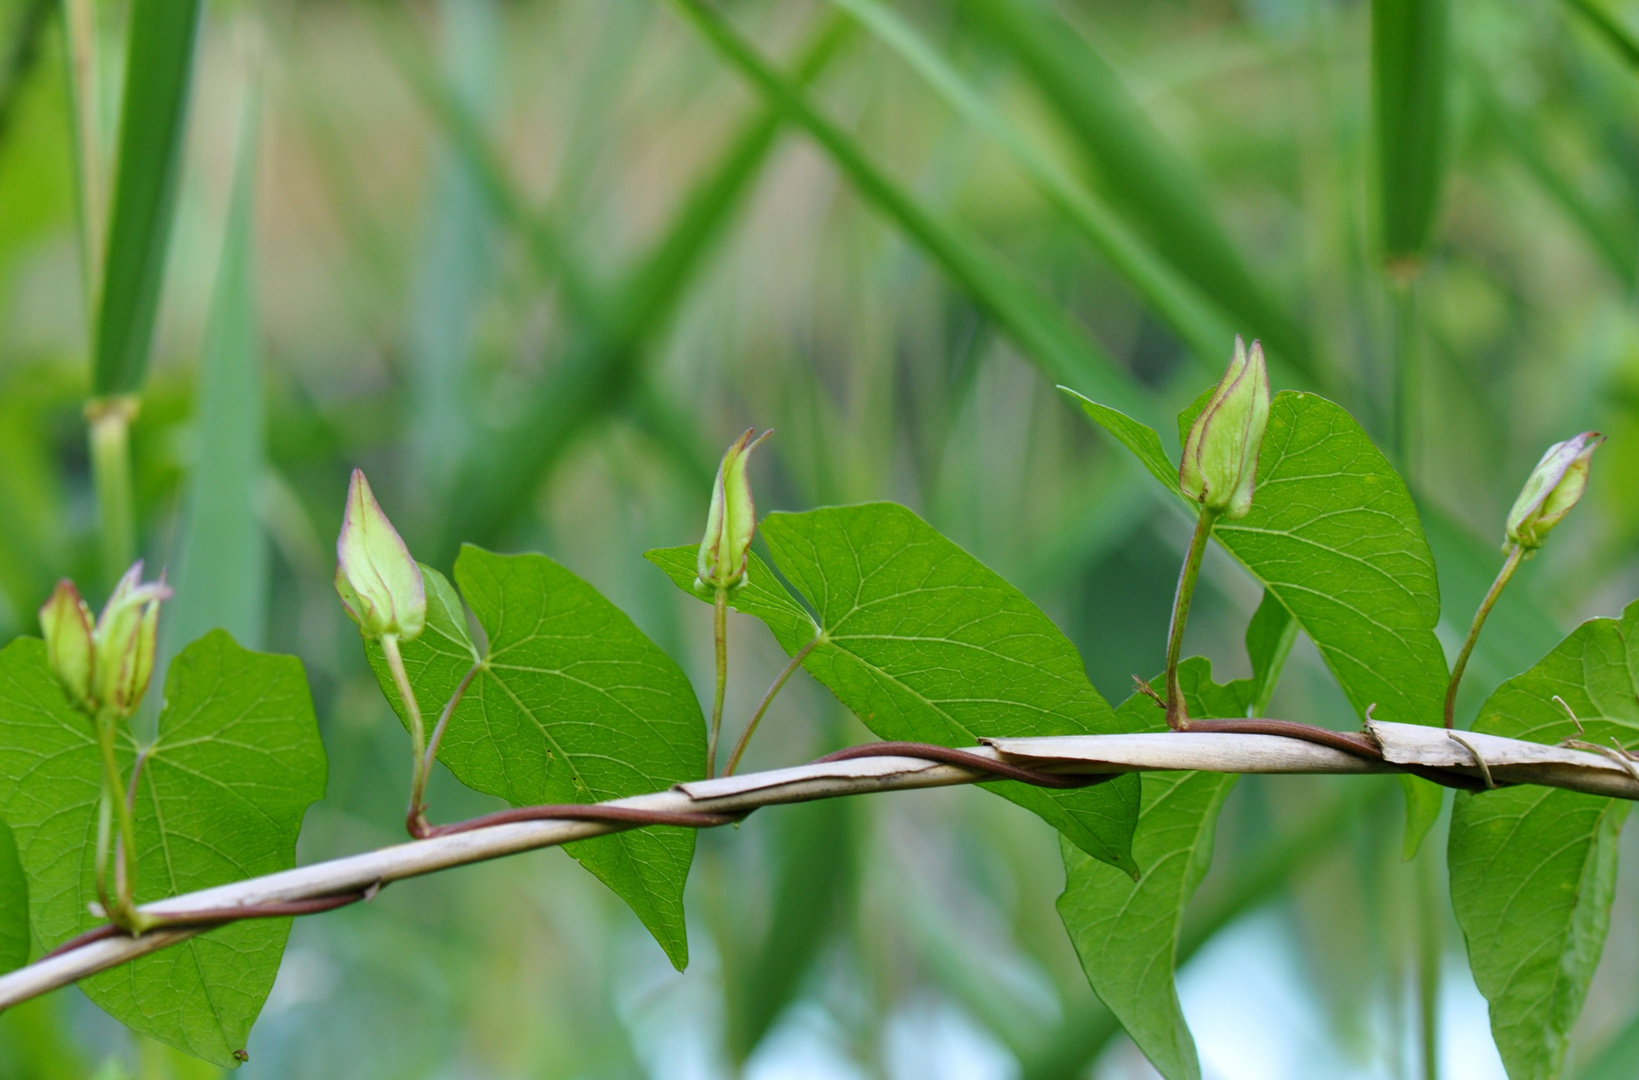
left=1562, top=0, right=1639, bottom=68
left=435, top=14, right=850, bottom=559
left=724, top=797, right=855, bottom=1063
left=1481, top=82, right=1637, bottom=287
left=92, top=0, right=204, bottom=395
left=959, top=0, right=1311, bottom=377
left=1577, top=1007, right=1639, bottom=1079
left=408, top=0, right=499, bottom=497
left=1372, top=0, right=1450, bottom=266
left=668, top=0, right=1155, bottom=422
left=0, top=0, right=53, bottom=152
left=1022, top=781, right=1387, bottom=1080
left=380, top=9, right=603, bottom=326
left=825, top=0, right=1230, bottom=375
left=163, top=82, right=265, bottom=653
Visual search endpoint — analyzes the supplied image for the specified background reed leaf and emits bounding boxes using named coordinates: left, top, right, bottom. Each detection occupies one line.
left=958, top=0, right=1311, bottom=376
left=92, top=0, right=203, bottom=396
left=162, top=85, right=265, bottom=656
left=1372, top=0, right=1450, bottom=263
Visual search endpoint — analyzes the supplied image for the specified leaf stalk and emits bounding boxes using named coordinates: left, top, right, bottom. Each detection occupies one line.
left=724, top=635, right=820, bottom=776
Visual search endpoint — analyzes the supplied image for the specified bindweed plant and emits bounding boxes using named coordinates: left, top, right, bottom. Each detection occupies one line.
left=0, top=339, right=1628, bottom=1080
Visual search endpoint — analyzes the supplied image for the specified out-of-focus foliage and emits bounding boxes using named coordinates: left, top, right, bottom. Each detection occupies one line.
left=1, top=0, right=1638, bottom=1074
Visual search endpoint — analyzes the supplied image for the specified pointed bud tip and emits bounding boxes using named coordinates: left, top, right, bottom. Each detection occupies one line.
left=1180, top=337, right=1271, bottom=520
left=1505, top=432, right=1603, bottom=550
left=335, top=469, right=425, bottom=640
left=698, top=429, right=772, bottom=588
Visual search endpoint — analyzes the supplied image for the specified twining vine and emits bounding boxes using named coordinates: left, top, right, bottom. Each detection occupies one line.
left=0, top=338, right=1626, bottom=1080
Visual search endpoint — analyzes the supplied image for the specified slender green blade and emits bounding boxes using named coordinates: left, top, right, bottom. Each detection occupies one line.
left=824, top=0, right=1233, bottom=372
left=669, top=0, right=1157, bottom=427
left=1449, top=601, right=1639, bottom=1080
left=1577, top=1007, right=1639, bottom=1080
left=1563, top=0, right=1639, bottom=69
left=1372, top=0, right=1450, bottom=262
left=163, top=87, right=265, bottom=653
left=959, top=0, right=1310, bottom=376
left=435, top=15, right=850, bottom=558
left=92, top=0, right=204, bottom=395
left=722, top=796, right=854, bottom=1063
left=753, top=502, right=1140, bottom=873
left=0, top=818, right=26, bottom=974
left=367, top=546, right=707, bottom=970
left=1058, top=658, right=1244, bottom=1080
left=0, top=631, right=325, bottom=1066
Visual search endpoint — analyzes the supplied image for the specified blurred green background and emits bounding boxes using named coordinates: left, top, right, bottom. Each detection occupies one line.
left=1, top=0, right=1638, bottom=1075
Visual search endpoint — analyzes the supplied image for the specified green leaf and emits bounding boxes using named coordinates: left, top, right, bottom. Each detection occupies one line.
left=721, top=796, right=855, bottom=1063
left=368, top=545, right=706, bottom=969
left=1231, top=589, right=1298, bottom=717
left=93, top=0, right=204, bottom=395
left=1372, top=0, right=1450, bottom=261
left=163, top=87, right=266, bottom=655
left=1448, top=601, right=1639, bottom=1080
left=0, top=630, right=325, bottom=1066
left=1059, top=387, right=1180, bottom=495
left=1057, top=658, right=1244, bottom=1080
left=0, top=818, right=27, bottom=974
left=751, top=502, right=1139, bottom=873
left=1070, top=389, right=1449, bottom=848
left=644, top=544, right=819, bottom=647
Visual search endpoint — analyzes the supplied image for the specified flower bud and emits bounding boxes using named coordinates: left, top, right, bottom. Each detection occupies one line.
left=1505, top=432, right=1603, bottom=551
left=91, top=562, right=171, bottom=717
left=697, top=429, right=771, bottom=589
left=334, top=469, right=425, bottom=641
left=1179, top=336, right=1270, bottom=520
left=39, top=580, right=95, bottom=710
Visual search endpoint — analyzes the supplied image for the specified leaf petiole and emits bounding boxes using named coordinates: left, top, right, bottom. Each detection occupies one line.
left=1444, top=542, right=1526, bottom=728
left=409, top=660, right=484, bottom=837
left=723, top=635, right=821, bottom=776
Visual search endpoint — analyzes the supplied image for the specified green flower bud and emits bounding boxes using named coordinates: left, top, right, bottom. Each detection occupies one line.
left=335, top=469, right=425, bottom=641
left=697, top=429, right=771, bottom=589
left=1505, top=432, right=1603, bottom=551
left=39, top=580, right=95, bottom=711
left=91, top=562, right=171, bottom=717
left=1179, top=336, right=1270, bottom=520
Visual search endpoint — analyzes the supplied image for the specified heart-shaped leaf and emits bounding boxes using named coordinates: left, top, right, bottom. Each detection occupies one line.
left=683, top=502, right=1140, bottom=873
left=368, top=546, right=707, bottom=970
left=1448, top=601, right=1639, bottom=1080
left=1065, top=388, right=1448, bottom=851
left=0, top=630, right=325, bottom=1066
left=1057, top=658, right=1245, bottom=1080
